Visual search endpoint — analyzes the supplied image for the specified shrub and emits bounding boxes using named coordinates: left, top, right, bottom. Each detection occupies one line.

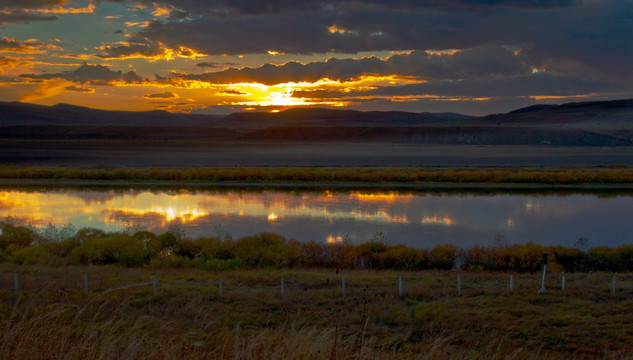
left=429, top=244, right=459, bottom=270
left=70, top=234, right=144, bottom=266
left=72, top=227, right=107, bottom=244
left=9, top=246, right=51, bottom=264
left=0, top=223, right=40, bottom=250
left=503, top=243, right=548, bottom=273
left=376, top=245, right=428, bottom=270
left=133, top=230, right=163, bottom=263
left=232, top=233, right=303, bottom=267
left=551, top=246, right=586, bottom=272
left=45, top=238, right=80, bottom=259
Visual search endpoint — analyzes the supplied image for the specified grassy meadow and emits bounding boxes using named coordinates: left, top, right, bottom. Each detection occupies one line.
left=2, top=264, right=633, bottom=359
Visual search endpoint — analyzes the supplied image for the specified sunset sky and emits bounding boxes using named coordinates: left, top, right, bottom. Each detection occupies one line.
left=1, top=0, right=632, bottom=115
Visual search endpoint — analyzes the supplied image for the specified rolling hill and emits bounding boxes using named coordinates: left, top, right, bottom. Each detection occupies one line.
left=1, top=99, right=632, bottom=145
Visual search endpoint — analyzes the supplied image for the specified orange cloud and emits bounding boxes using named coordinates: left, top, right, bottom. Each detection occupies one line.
left=0, top=56, right=30, bottom=73
left=65, top=85, right=95, bottom=93
left=0, top=37, right=61, bottom=54
left=144, top=91, right=178, bottom=99
left=95, top=40, right=206, bottom=61
left=27, top=3, right=95, bottom=14
left=19, top=79, right=73, bottom=103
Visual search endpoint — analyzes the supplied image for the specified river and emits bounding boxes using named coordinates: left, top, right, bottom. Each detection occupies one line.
left=1, top=185, right=632, bottom=249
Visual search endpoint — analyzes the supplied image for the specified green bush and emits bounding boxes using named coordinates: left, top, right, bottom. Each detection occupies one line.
left=551, top=246, right=586, bottom=272
left=0, top=223, right=40, bottom=250
left=72, top=227, right=107, bottom=244
left=429, top=244, right=459, bottom=270
left=71, top=234, right=144, bottom=266
left=9, top=246, right=51, bottom=264
left=149, top=254, right=190, bottom=268
left=376, top=245, right=428, bottom=270
left=232, top=233, right=303, bottom=267
left=503, top=243, right=548, bottom=273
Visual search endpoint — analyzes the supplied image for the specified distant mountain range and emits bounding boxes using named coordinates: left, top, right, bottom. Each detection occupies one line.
left=1, top=99, right=632, bottom=145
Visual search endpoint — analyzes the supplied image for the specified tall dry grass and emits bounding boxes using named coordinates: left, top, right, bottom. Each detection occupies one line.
left=3, top=265, right=633, bottom=359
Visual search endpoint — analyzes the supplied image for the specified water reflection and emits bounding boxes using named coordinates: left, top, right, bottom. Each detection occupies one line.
left=1, top=186, right=633, bottom=248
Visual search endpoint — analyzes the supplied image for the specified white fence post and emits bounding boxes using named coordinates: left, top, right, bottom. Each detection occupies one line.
left=152, top=276, right=157, bottom=295
left=14, top=273, right=18, bottom=295
left=84, top=274, right=88, bottom=295
left=398, top=277, right=403, bottom=298
left=562, top=274, right=565, bottom=292
left=510, top=275, right=514, bottom=291
left=457, top=274, right=461, bottom=297
left=612, top=275, right=616, bottom=294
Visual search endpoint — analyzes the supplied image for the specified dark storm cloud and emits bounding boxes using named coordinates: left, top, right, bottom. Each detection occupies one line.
left=173, top=47, right=530, bottom=85
left=112, top=0, right=631, bottom=87
left=122, top=0, right=574, bottom=17
left=20, top=63, right=143, bottom=84
left=196, top=61, right=239, bottom=69
left=0, top=10, right=57, bottom=24
left=95, top=38, right=165, bottom=59
left=0, top=0, right=64, bottom=8
left=0, top=0, right=62, bottom=24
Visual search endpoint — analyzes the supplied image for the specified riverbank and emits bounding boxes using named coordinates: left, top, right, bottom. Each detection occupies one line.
left=2, top=264, right=632, bottom=359
left=2, top=222, right=632, bottom=273
left=1, top=165, right=633, bottom=187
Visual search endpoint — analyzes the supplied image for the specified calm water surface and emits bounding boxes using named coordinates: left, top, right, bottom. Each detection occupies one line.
left=1, top=186, right=632, bottom=248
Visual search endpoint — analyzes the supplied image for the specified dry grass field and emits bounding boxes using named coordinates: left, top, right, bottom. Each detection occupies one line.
left=2, top=264, right=633, bottom=359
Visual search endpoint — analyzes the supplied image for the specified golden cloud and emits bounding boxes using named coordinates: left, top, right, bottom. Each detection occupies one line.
left=26, top=3, right=95, bottom=14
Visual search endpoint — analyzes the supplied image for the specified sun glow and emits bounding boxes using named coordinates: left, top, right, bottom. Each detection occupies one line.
left=213, top=75, right=420, bottom=108
left=327, top=235, right=344, bottom=243
left=350, top=192, right=413, bottom=203
left=109, top=207, right=209, bottom=224
left=421, top=216, right=455, bottom=226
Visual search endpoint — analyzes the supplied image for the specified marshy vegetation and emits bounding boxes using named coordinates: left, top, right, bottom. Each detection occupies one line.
left=1, top=221, right=633, bottom=273
left=1, top=165, right=633, bottom=185
left=3, top=221, right=633, bottom=358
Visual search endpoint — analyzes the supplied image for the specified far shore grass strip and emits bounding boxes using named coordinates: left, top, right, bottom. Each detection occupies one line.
left=0, top=165, right=633, bottom=185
